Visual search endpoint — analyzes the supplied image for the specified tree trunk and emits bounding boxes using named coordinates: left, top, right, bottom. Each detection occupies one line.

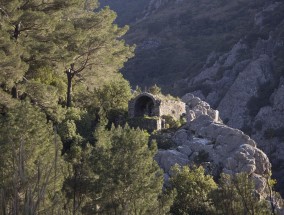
left=66, top=70, right=73, bottom=108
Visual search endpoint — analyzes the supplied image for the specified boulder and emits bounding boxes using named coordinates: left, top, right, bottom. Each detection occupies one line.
left=172, top=129, right=191, bottom=146
left=183, top=94, right=221, bottom=123
left=177, top=145, right=192, bottom=157
left=155, top=150, right=189, bottom=173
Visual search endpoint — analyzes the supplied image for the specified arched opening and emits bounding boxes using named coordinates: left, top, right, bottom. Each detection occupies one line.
left=134, top=96, right=155, bottom=117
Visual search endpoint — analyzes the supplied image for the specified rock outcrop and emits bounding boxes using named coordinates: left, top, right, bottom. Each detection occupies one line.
left=155, top=94, right=272, bottom=199
left=179, top=1, right=284, bottom=196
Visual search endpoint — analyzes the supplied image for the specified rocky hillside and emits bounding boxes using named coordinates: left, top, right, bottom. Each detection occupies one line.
left=155, top=94, right=276, bottom=204
left=176, top=2, right=284, bottom=195
left=100, top=0, right=284, bottom=196
left=100, top=0, right=283, bottom=91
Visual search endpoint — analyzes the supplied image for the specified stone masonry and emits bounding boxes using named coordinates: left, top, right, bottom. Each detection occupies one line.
left=128, top=92, right=186, bottom=130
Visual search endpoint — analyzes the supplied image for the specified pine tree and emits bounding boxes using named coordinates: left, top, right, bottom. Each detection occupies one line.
left=1, top=0, right=134, bottom=110
left=212, top=173, right=272, bottom=215
left=84, top=125, right=170, bottom=214
left=0, top=102, right=67, bottom=214
left=50, top=2, right=135, bottom=107
left=0, top=0, right=80, bottom=118
left=0, top=0, right=68, bottom=89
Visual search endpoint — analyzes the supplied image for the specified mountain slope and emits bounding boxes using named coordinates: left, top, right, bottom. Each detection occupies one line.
left=101, top=0, right=277, bottom=92
left=100, top=0, right=284, bottom=196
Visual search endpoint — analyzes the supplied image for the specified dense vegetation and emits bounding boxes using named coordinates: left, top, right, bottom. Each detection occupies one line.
left=0, top=0, right=281, bottom=214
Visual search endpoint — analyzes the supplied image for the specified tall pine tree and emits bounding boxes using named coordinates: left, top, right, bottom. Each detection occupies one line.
left=0, top=102, right=67, bottom=214
left=0, top=0, right=134, bottom=109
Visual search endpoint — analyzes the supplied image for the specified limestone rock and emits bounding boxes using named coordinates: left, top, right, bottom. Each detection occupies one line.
left=182, top=93, right=221, bottom=123
left=155, top=95, right=272, bottom=199
left=154, top=150, right=189, bottom=173
left=218, top=54, right=273, bottom=129
left=172, top=129, right=191, bottom=146
left=179, top=25, right=284, bottom=197
left=177, top=145, right=192, bottom=156
left=273, top=78, right=284, bottom=112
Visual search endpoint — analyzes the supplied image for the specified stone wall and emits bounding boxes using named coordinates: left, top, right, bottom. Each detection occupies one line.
left=128, top=117, right=163, bottom=132
left=128, top=92, right=161, bottom=118
left=128, top=92, right=186, bottom=130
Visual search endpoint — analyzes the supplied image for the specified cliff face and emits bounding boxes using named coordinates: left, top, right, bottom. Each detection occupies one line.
left=180, top=2, right=284, bottom=194
left=155, top=94, right=272, bottom=199
left=100, top=0, right=284, bottom=195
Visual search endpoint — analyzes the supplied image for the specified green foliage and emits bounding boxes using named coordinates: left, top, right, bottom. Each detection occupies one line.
left=212, top=173, right=271, bottom=215
left=162, top=115, right=181, bottom=129
left=0, top=102, right=67, bottom=214
left=22, top=81, right=67, bottom=122
left=56, top=5, right=134, bottom=107
left=58, top=107, right=87, bottom=152
left=0, top=0, right=134, bottom=110
left=169, top=165, right=217, bottom=215
left=133, top=85, right=143, bottom=97
left=58, top=107, right=96, bottom=214
left=149, top=84, right=162, bottom=95
left=86, top=125, right=171, bottom=214
left=151, top=130, right=176, bottom=150
left=92, top=77, right=132, bottom=115
left=74, top=77, right=132, bottom=128
left=63, top=142, right=94, bottom=214
left=27, top=66, right=66, bottom=98
left=0, top=88, right=19, bottom=113
left=0, top=29, right=27, bottom=89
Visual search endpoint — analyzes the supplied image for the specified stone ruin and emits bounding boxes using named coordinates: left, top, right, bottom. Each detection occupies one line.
left=128, top=92, right=186, bottom=131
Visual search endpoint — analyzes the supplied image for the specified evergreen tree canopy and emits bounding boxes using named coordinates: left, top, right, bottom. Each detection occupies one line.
left=0, top=102, right=67, bottom=214
left=86, top=125, right=168, bottom=214
left=169, top=165, right=217, bottom=215
left=212, top=173, right=272, bottom=215
left=0, top=0, right=134, bottom=109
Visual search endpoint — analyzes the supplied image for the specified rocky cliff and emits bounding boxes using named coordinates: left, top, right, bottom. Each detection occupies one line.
left=178, top=2, right=284, bottom=194
left=155, top=94, right=273, bottom=200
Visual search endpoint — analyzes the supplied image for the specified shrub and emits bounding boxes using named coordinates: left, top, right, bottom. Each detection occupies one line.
left=169, top=165, right=217, bottom=215
left=162, top=115, right=181, bottom=129
left=148, top=84, right=162, bottom=95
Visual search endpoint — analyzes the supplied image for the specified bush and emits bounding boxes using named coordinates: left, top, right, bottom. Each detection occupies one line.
left=169, top=165, right=217, bottom=215
left=162, top=115, right=181, bottom=129
left=150, top=131, right=175, bottom=150
left=212, top=173, right=272, bottom=215
left=148, top=84, right=162, bottom=95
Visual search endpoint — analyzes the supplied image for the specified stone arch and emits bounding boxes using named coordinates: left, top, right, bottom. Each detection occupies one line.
left=134, top=94, right=156, bottom=117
